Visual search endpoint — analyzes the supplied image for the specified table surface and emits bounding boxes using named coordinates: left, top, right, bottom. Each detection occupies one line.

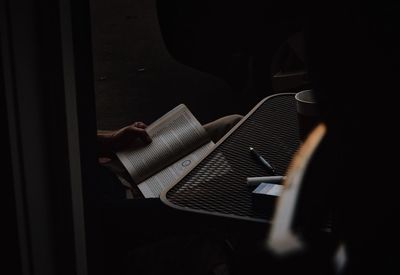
left=160, top=93, right=300, bottom=223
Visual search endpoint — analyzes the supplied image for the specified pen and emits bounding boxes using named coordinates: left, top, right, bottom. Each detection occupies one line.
left=249, top=147, right=276, bottom=175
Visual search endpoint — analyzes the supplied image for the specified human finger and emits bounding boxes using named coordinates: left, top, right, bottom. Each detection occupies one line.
left=132, top=121, right=148, bottom=129
left=123, top=126, right=152, bottom=144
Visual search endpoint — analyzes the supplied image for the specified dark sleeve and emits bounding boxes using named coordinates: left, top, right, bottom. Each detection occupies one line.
left=85, top=164, right=127, bottom=208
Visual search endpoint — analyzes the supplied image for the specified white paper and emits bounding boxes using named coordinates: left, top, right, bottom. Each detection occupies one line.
left=254, top=183, right=283, bottom=197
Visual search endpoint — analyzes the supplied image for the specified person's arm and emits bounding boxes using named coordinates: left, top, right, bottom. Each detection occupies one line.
left=97, top=121, right=152, bottom=158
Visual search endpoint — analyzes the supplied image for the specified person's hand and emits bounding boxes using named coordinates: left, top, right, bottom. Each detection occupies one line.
left=97, top=121, right=152, bottom=159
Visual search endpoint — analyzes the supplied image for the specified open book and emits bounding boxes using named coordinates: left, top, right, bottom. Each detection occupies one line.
left=116, top=104, right=214, bottom=198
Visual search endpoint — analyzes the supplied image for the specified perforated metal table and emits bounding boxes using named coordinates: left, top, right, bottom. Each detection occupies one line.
left=160, top=93, right=300, bottom=223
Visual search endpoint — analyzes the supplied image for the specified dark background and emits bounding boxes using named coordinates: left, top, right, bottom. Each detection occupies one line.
left=2, top=1, right=307, bottom=274
left=4, top=0, right=399, bottom=274
left=91, top=0, right=306, bottom=129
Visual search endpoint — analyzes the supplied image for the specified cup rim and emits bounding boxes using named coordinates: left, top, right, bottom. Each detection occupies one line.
left=295, top=89, right=316, bottom=104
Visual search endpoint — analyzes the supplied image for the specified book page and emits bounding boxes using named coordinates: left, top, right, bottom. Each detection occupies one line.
left=116, top=104, right=210, bottom=183
left=138, top=141, right=214, bottom=198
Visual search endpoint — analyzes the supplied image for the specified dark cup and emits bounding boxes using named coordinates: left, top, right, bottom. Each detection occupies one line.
left=295, top=90, right=320, bottom=142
